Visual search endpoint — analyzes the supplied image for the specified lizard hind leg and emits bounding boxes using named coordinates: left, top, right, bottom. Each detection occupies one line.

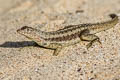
left=79, top=29, right=101, bottom=49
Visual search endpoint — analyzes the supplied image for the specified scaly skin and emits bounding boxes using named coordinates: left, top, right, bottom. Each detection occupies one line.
left=17, top=14, right=119, bottom=56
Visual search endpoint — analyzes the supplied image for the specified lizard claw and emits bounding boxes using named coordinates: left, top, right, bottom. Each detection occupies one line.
left=86, top=38, right=102, bottom=49
left=96, top=38, right=102, bottom=45
left=86, top=42, right=92, bottom=49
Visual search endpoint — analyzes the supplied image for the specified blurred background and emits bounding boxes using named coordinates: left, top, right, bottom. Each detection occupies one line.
left=0, top=0, right=120, bottom=80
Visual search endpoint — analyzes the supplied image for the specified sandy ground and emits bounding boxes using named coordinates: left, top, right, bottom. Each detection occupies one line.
left=0, top=0, right=120, bottom=80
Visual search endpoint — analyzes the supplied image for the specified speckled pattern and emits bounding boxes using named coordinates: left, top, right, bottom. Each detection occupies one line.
left=0, top=0, right=120, bottom=80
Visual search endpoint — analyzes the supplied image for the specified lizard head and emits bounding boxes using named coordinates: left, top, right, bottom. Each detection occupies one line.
left=17, top=26, right=50, bottom=47
left=17, top=26, right=40, bottom=40
left=17, top=26, right=34, bottom=35
left=17, top=26, right=45, bottom=43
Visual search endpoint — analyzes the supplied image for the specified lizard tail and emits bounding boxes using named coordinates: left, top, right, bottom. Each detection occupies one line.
left=109, top=13, right=118, bottom=19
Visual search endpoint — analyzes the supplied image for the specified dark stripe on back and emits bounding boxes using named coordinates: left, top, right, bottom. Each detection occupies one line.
left=47, top=24, right=91, bottom=36
left=44, top=31, right=80, bottom=42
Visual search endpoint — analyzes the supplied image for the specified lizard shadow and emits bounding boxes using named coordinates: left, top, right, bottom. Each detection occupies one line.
left=0, top=41, right=53, bottom=49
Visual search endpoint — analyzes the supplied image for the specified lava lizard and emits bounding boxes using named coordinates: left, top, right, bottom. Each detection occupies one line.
left=17, top=14, right=119, bottom=56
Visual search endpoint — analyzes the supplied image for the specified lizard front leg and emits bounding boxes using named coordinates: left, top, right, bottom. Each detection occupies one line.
left=48, top=43, right=63, bottom=56
left=53, top=46, right=62, bottom=56
left=79, top=29, right=101, bottom=49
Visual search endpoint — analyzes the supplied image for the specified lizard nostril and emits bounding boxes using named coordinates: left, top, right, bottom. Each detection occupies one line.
left=17, top=29, right=20, bottom=32
left=17, top=28, right=21, bottom=33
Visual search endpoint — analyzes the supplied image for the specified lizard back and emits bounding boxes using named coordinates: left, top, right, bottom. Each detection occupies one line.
left=17, top=14, right=119, bottom=44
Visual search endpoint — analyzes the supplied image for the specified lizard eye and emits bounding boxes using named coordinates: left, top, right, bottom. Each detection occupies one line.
left=20, top=26, right=28, bottom=30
